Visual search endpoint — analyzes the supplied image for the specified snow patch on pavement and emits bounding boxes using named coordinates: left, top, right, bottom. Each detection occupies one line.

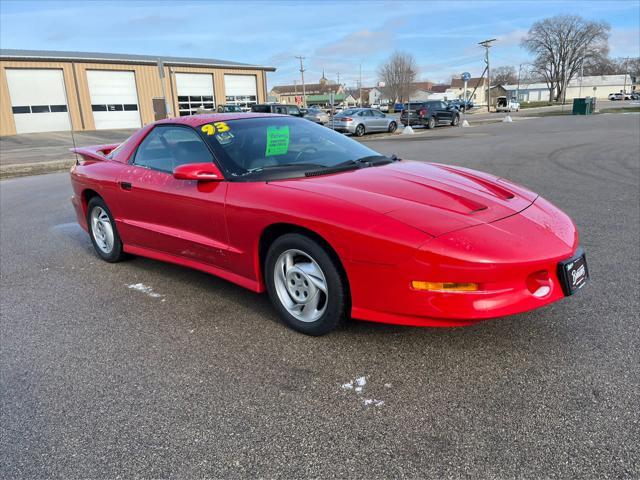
left=341, top=375, right=386, bottom=407
left=127, top=283, right=164, bottom=299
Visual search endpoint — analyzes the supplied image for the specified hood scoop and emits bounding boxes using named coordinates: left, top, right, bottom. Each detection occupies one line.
left=434, top=164, right=515, bottom=200
left=390, top=175, right=488, bottom=214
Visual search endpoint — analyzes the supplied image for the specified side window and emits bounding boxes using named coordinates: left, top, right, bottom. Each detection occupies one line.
left=288, top=106, right=300, bottom=115
left=133, top=126, right=212, bottom=173
left=362, top=110, right=374, bottom=117
left=372, top=110, right=385, bottom=117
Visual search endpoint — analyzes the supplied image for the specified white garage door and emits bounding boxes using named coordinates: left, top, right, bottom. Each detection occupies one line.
left=224, top=74, right=258, bottom=106
left=176, top=73, right=215, bottom=116
left=87, top=70, right=141, bottom=130
left=6, top=69, right=71, bottom=134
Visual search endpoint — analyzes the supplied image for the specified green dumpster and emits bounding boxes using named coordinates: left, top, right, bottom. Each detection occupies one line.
left=573, top=98, right=589, bottom=115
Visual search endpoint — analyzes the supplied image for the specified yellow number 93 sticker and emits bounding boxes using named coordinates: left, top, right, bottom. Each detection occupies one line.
left=201, top=122, right=230, bottom=135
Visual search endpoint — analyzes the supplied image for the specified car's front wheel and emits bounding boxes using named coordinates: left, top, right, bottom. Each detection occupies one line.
left=265, top=233, right=349, bottom=335
left=451, top=114, right=460, bottom=126
left=388, top=121, right=397, bottom=133
left=87, top=197, right=124, bottom=262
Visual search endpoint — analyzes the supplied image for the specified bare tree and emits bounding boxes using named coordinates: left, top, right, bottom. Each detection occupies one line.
left=377, top=51, right=418, bottom=103
left=583, top=56, right=618, bottom=76
left=521, top=15, right=610, bottom=101
left=492, top=66, right=518, bottom=85
left=585, top=56, right=640, bottom=77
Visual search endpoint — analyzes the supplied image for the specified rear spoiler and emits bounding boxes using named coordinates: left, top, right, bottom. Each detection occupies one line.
left=70, top=144, right=120, bottom=162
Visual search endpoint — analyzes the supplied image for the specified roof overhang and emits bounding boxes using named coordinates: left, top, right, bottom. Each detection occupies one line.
left=0, top=51, right=276, bottom=72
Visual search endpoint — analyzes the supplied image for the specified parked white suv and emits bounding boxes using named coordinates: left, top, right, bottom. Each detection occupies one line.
left=496, top=96, right=520, bottom=112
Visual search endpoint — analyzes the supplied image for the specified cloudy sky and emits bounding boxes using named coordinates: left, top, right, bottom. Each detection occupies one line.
left=1, top=0, right=639, bottom=88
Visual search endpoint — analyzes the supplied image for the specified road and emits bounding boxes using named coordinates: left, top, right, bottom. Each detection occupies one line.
left=1, top=113, right=639, bottom=479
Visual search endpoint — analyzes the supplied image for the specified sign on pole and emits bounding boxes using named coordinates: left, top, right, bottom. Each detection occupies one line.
left=461, top=72, right=471, bottom=127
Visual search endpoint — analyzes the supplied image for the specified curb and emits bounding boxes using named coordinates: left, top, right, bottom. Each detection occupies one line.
left=0, top=158, right=75, bottom=179
left=360, top=118, right=505, bottom=141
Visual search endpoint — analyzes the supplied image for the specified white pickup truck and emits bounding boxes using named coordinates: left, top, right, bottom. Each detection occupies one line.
left=496, top=96, right=520, bottom=112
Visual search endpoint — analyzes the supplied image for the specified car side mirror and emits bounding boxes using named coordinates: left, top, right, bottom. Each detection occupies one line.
left=173, top=162, right=224, bottom=181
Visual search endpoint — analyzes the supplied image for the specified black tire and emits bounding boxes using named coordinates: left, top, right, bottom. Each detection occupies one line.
left=388, top=121, right=397, bottom=133
left=265, top=233, right=349, bottom=336
left=426, top=116, right=436, bottom=129
left=451, top=114, right=460, bottom=126
left=86, top=196, right=125, bottom=263
left=354, top=124, right=365, bottom=137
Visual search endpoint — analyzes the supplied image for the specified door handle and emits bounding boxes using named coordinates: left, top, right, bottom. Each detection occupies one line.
left=120, top=182, right=132, bottom=191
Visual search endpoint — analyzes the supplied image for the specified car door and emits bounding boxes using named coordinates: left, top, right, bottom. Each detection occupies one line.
left=370, top=109, right=387, bottom=131
left=359, top=109, right=375, bottom=129
left=116, top=124, right=229, bottom=268
left=438, top=101, right=452, bottom=123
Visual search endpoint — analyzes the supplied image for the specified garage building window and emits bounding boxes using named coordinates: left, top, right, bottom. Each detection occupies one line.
left=11, top=104, right=68, bottom=114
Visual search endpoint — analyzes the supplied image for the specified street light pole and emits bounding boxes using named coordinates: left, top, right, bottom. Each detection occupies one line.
left=359, top=64, right=362, bottom=107
left=295, top=56, right=307, bottom=108
left=479, top=39, right=496, bottom=112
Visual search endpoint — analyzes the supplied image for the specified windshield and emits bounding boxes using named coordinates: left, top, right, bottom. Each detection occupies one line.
left=338, top=108, right=360, bottom=116
left=200, top=116, right=383, bottom=180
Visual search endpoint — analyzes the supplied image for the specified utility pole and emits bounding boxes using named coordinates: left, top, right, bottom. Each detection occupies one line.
left=293, top=80, right=298, bottom=105
left=337, top=72, right=340, bottom=86
left=295, top=56, right=307, bottom=108
left=359, top=64, right=362, bottom=107
left=623, top=57, right=629, bottom=94
left=479, top=39, right=496, bottom=112
left=157, top=59, right=172, bottom=117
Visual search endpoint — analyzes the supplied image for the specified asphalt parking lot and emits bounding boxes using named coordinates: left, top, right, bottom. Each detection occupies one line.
left=1, top=113, right=639, bottom=478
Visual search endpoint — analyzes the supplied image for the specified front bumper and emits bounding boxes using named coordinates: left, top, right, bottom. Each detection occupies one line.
left=347, top=197, right=582, bottom=327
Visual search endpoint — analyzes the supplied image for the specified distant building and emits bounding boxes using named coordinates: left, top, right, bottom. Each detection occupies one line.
left=343, top=94, right=358, bottom=107
left=447, top=77, right=489, bottom=105
left=503, top=74, right=637, bottom=102
left=368, top=81, right=437, bottom=104
left=269, top=72, right=345, bottom=106
left=0, top=49, right=275, bottom=135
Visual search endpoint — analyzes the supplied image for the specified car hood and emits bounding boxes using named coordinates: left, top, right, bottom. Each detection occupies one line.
left=272, top=160, right=538, bottom=237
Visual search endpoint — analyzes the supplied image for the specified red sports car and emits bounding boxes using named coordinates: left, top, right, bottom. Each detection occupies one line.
left=70, top=113, right=588, bottom=335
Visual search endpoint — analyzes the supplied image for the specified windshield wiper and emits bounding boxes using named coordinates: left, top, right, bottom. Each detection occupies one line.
left=243, top=162, right=325, bottom=175
left=304, top=162, right=362, bottom=177
left=333, top=155, right=396, bottom=168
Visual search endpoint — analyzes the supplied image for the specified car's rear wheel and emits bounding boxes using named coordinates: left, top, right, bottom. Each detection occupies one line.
left=426, top=116, right=436, bottom=129
left=265, top=233, right=349, bottom=335
left=87, top=197, right=124, bottom=262
left=451, top=114, right=460, bottom=126
left=388, top=121, right=397, bottom=133
left=354, top=124, right=365, bottom=137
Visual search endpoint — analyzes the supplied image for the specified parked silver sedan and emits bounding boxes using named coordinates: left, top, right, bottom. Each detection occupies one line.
left=303, top=107, right=330, bottom=125
left=331, top=108, right=398, bottom=136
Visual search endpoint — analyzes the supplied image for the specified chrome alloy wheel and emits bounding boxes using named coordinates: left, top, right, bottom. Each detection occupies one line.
left=90, top=206, right=114, bottom=254
left=273, top=249, right=328, bottom=322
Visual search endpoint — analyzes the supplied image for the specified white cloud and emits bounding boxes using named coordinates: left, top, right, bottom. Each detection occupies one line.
left=609, top=28, right=640, bottom=57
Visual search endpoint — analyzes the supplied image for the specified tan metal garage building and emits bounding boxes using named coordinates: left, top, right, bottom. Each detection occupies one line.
left=0, top=49, right=276, bottom=136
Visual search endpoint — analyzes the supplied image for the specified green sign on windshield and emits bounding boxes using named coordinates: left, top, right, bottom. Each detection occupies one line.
left=265, top=126, right=290, bottom=156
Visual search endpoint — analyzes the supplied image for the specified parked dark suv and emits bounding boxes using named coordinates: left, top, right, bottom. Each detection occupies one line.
left=250, top=104, right=304, bottom=117
left=400, top=100, right=460, bottom=129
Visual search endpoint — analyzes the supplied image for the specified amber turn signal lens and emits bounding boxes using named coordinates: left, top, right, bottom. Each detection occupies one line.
left=411, top=281, right=479, bottom=292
